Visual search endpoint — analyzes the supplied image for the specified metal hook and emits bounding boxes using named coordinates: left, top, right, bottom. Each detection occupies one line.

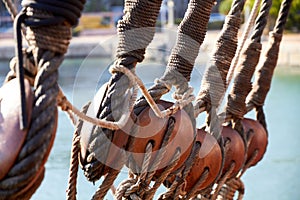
left=14, top=8, right=27, bottom=130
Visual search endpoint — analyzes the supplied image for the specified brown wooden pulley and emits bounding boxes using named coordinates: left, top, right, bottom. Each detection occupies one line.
left=242, top=118, right=268, bottom=167
left=125, top=100, right=194, bottom=178
left=178, top=128, right=223, bottom=192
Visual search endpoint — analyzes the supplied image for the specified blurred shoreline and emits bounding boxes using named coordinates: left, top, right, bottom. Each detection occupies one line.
left=0, top=30, right=299, bottom=68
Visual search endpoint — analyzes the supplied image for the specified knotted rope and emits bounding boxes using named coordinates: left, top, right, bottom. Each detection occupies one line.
left=0, top=0, right=84, bottom=199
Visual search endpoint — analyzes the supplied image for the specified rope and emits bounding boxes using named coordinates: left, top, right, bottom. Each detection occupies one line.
left=66, top=103, right=90, bottom=200
left=184, top=168, right=210, bottom=200
left=226, top=0, right=262, bottom=86
left=0, top=51, right=60, bottom=199
left=195, top=0, right=246, bottom=118
left=159, top=142, right=201, bottom=200
left=210, top=162, right=236, bottom=200
left=115, top=117, right=180, bottom=200
left=219, top=178, right=244, bottom=200
left=80, top=0, right=162, bottom=176
left=57, top=63, right=194, bottom=130
left=0, top=0, right=84, bottom=198
left=134, top=0, right=215, bottom=123
left=144, top=149, right=181, bottom=200
left=225, top=0, right=272, bottom=120
left=143, top=118, right=176, bottom=185
left=247, top=0, right=292, bottom=109
left=131, top=4, right=218, bottom=193
left=161, top=0, right=216, bottom=84
left=91, top=169, right=121, bottom=200
left=194, top=0, right=246, bottom=142
left=117, top=0, right=162, bottom=62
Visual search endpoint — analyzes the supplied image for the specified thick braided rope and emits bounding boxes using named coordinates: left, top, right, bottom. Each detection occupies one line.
left=82, top=0, right=163, bottom=182
left=0, top=1, right=83, bottom=198
left=226, top=0, right=272, bottom=119
left=134, top=0, right=215, bottom=117
left=247, top=0, right=292, bottom=108
left=226, top=0, right=262, bottom=86
left=117, top=0, right=162, bottom=62
left=195, top=0, right=246, bottom=113
left=160, top=0, right=216, bottom=88
left=0, top=50, right=61, bottom=199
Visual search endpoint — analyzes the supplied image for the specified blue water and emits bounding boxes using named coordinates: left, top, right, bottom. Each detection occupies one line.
left=0, top=57, right=299, bottom=199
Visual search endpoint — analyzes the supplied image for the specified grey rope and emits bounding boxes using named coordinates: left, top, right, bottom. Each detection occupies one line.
left=194, top=0, right=246, bottom=140
left=226, top=0, right=272, bottom=120
left=247, top=0, right=292, bottom=110
left=134, top=0, right=216, bottom=123
left=81, top=0, right=163, bottom=184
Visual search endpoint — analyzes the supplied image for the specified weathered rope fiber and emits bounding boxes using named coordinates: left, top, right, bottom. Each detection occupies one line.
left=195, top=0, right=246, bottom=112
left=247, top=0, right=292, bottom=109
left=135, top=0, right=216, bottom=118
left=194, top=0, right=246, bottom=140
left=0, top=0, right=84, bottom=199
left=66, top=103, right=90, bottom=200
left=117, top=0, right=163, bottom=62
left=81, top=1, right=163, bottom=195
left=226, top=0, right=263, bottom=87
left=226, top=0, right=272, bottom=120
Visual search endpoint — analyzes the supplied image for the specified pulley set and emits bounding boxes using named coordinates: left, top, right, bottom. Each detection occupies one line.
left=0, top=0, right=292, bottom=199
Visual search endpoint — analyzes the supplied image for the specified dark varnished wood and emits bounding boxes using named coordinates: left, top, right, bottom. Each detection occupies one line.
left=0, top=79, right=33, bottom=180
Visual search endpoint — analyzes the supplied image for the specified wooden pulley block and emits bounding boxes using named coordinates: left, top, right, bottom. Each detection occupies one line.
left=124, top=100, right=194, bottom=178
left=241, top=118, right=268, bottom=167
left=0, top=79, right=33, bottom=180
left=221, top=126, right=246, bottom=178
left=180, top=128, right=223, bottom=192
left=79, top=83, right=131, bottom=175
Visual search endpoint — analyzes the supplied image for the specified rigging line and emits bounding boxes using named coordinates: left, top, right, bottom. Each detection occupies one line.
left=226, top=0, right=262, bottom=86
